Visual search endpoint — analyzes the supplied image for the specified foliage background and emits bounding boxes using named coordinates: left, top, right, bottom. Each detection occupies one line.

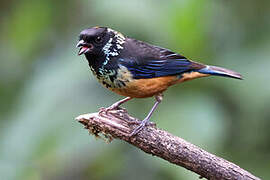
left=1, top=0, right=269, bottom=179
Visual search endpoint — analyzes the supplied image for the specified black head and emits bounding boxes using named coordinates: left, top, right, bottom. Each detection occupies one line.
left=76, top=27, right=112, bottom=56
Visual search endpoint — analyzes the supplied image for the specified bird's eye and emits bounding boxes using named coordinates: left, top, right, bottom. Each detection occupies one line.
left=95, top=36, right=102, bottom=43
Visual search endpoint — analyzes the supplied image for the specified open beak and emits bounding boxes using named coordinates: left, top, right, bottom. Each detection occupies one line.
left=76, top=40, right=90, bottom=56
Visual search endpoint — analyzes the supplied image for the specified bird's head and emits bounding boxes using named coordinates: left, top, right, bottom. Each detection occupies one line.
left=76, top=27, right=125, bottom=57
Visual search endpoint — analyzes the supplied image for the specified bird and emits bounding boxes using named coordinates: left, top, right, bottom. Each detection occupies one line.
left=76, top=26, right=242, bottom=136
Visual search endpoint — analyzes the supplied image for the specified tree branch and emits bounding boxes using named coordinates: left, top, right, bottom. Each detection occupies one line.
left=76, top=108, right=260, bottom=180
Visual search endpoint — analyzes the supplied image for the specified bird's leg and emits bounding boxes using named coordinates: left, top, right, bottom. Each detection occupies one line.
left=100, top=97, right=132, bottom=114
left=130, top=93, right=163, bottom=136
left=108, top=97, right=133, bottom=110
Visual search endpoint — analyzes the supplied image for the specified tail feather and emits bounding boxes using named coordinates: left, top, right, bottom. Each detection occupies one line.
left=197, top=65, right=243, bottom=80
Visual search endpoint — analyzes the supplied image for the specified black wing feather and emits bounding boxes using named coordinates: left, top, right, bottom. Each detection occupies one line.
left=119, top=52, right=204, bottom=79
left=118, top=38, right=205, bottom=79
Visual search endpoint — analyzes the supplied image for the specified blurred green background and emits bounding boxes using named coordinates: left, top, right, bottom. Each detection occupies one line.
left=1, top=0, right=269, bottom=179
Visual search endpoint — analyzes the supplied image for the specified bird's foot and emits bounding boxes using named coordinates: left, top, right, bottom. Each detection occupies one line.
left=99, top=97, right=132, bottom=115
left=99, top=104, right=120, bottom=115
left=127, top=120, right=156, bottom=127
left=129, top=118, right=153, bottom=137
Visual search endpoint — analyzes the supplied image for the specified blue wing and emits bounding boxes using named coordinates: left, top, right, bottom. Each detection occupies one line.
left=119, top=58, right=191, bottom=79
left=116, top=38, right=241, bottom=80
left=118, top=55, right=205, bottom=79
left=117, top=39, right=206, bottom=79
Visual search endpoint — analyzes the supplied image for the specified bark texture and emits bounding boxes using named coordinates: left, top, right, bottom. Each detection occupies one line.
left=76, top=108, right=260, bottom=180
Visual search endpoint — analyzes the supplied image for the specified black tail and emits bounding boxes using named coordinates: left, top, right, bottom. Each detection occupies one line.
left=197, top=65, right=242, bottom=80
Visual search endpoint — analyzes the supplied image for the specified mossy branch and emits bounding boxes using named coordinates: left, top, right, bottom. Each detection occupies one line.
left=76, top=108, right=260, bottom=180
